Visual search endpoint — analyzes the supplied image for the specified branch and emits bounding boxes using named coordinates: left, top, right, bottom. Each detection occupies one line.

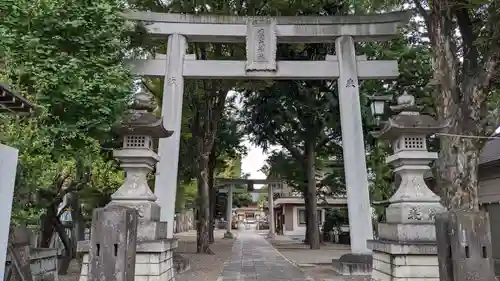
left=413, top=0, right=430, bottom=32
left=482, top=105, right=500, bottom=137
left=455, top=1, right=479, bottom=73
left=275, top=134, right=304, bottom=162
left=141, top=79, right=159, bottom=97
left=481, top=46, right=500, bottom=90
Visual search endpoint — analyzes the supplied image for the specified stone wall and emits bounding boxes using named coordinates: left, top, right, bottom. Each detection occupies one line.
left=30, top=248, right=59, bottom=281
left=79, top=239, right=177, bottom=281
left=6, top=248, right=59, bottom=281
left=173, top=210, right=195, bottom=233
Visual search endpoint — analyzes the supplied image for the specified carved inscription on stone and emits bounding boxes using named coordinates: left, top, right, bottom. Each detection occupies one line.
left=345, top=78, right=356, bottom=88
left=167, top=76, right=178, bottom=86
left=407, top=207, right=422, bottom=220
left=255, top=28, right=266, bottom=62
left=245, top=18, right=277, bottom=71
left=428, top=208, right=437, bottom=221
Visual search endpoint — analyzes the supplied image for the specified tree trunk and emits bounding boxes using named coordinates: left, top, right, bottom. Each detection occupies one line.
left=39, top=212, right=54, bottom=248
left=305, top=139, right=320, bottom=249
left=68, top=193, right=84, bottom=253
left=189, top=63, right=228, bottom=253
left=196, top=151, right=214, bottom=254
left=434, top=130, right=481, bottom=210
left=208, top=147, right=217, bottom=244
left=54, top=216, right=72, bottom=274
left=303, top=190, right=309, bottom=244
left=427, top=1, right=488, bottom=211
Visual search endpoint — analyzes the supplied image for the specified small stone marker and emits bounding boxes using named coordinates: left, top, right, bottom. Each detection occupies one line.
left=89, top=206, right=138, bottom=281
left=7, top=226, right=33, bottom=281
left=435, top=213, right=454, bottom=281
left=435, top=210, right=496, bottom=281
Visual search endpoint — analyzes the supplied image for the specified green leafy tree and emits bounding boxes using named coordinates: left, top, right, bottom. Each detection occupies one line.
left=417, top=0, right=500, bottom=209
left=242, top=53, right=345, bottom=249
left=365, top=0, right=500, bottom=210
left=1, top=0, right=134, bottom=272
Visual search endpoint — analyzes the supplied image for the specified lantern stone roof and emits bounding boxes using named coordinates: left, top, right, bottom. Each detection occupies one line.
left=0, top=83, right=34, bottom=114
left=115, top=91, right=173, bottom=138
left=372, top=113, right=447, bottom=140
left=371, top=92, right=447, bottom=139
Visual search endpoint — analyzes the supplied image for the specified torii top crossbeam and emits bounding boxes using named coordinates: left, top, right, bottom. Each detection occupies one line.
left=125, top=11, right=410, bottom=80
left=215, top=178, right=285, bottom=192
left=124, top=11, right=410, bottom=43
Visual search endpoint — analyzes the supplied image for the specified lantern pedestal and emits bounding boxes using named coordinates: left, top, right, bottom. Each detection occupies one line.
left=368, top=93, right=447, bottom=281
left=368, top=151, right=444, bottom=281
left=78, top=91, right=177, bottom=281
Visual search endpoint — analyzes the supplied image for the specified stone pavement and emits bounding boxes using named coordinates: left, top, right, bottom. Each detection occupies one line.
left=217, top=231, right=312, bottom=281
left=175, top=229, right=235, bottom=281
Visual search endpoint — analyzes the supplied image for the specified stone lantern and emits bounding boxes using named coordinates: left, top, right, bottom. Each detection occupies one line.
left=368, top=92, right=447, bottom=281
left=78, top=91, right=179, bottom=281
left=109, top=91, right=173, bottom=222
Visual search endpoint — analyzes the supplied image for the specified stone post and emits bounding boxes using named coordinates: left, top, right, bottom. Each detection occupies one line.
left=0, top=144, right=18, bottom=281
left=335, top=36, right=373, bottom=255
left=268, top=184, right=275, bottom=238
left=78, top=91, right=178, bottom=281
left=224, top=185, right=234, bottom=239
left=155, top=33, right=187, bottom=238
left=435, top=210, right=496, bottom=281
left=367, top=92, right=447, bottom=281
left=88, top=206, right=138, bottom=281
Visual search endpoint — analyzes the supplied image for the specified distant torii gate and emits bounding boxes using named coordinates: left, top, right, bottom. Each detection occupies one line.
left=216, top=178, right=285, bottom=238
left=126, top=10, right=409, bottom=254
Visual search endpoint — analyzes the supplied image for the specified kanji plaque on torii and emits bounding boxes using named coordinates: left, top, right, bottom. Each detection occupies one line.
left=245, top=18, right=277, bottom=71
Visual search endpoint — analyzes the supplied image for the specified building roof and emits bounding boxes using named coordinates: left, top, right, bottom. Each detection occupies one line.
left=274, top=196, right=347, bottom=207
left=479, top=135, right=500, bottom=165
left=423, top=135, right=500, bottom=179
left=0, top=84, right=33, bottom=114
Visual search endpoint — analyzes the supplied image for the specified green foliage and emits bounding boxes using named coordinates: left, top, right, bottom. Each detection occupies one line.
left=233, top=192, right=254, bottom=207
left=0, top=0, right=134, bottom=224
left=322, top=208, right=349, bottom=233
left=1, top=0, right=133, bottom=150
left=176, top=180, right=198, bottom=212
left=367, top=142, right=394, bottom=222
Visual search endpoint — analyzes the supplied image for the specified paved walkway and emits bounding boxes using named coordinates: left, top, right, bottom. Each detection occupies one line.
left=217, top=231, right=311, bottom=281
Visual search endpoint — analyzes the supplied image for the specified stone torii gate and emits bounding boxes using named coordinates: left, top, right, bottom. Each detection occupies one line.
left=216, top=178, right=286, bottom=238
left=125, top=11, right=409, bottom=255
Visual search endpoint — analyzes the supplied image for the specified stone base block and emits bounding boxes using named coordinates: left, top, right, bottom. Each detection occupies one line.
left=78, top=239, right=177, bottom=281
left=137, top=221, right=168, bottom=241
left=332, top=253, right=373, bottom=276
left=107, top=200, right=161, bottom=221
left=368, top=240, right=440, bottom=281
left=377, top=222, right=437, bottom=242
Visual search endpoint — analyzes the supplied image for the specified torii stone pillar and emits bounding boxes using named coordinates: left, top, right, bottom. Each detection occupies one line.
left=224, top=185, right=234, bottom=239
left=267, top=184, right=275, bottom=238
left=154, top=33, right=187, bottom=238
left=336, top=36, right=374, bottom=255
left=0, top=144, right=18, bottom=281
